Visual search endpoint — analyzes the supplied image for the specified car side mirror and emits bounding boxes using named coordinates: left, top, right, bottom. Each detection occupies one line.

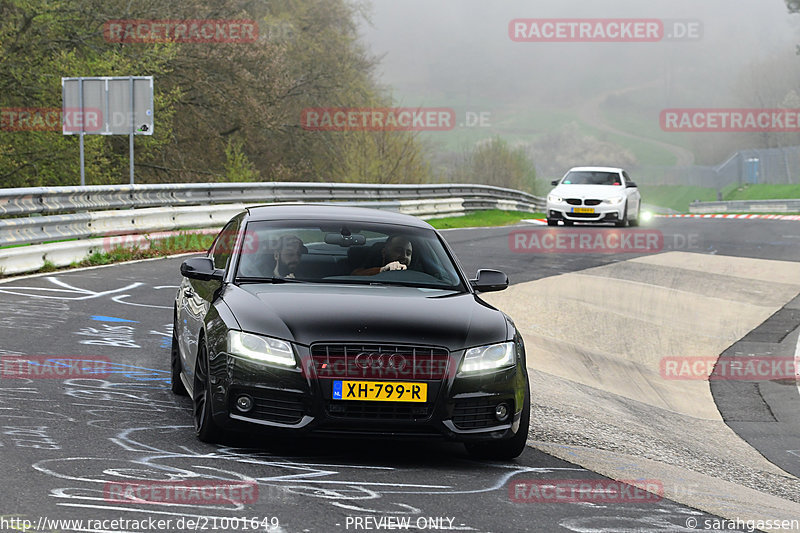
left=181, top=257, right=224, bottom=282
left=551, top=179, right=559, bottom=186
left=626, top=181, right=637, bottom=188
left=470, top=269, right=509, bottom=292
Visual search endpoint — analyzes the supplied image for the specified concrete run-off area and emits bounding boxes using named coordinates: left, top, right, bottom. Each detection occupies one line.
left=484, top=251, right=800, bottom=532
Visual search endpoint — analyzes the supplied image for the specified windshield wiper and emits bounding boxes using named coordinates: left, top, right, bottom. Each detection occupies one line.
left=235, top=276, right=302, bottom=284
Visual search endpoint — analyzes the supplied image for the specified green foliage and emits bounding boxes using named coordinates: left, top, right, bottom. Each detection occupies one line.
left=0, top=0, right=179, bottom=187
left=446, top=137, right=538, bottom=193
left=0, top=0, right=432, bottom=186
left=223, top=138, right=259, bottom=182
left=40, top=259, right=57, bottom=272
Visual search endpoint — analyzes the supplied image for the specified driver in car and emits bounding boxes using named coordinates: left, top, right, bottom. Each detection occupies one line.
left=351, top=235, right=412, bottom=276
left=272, top=235, right=307, bottom=278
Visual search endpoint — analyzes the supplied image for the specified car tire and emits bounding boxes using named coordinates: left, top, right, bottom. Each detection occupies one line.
left=614, top=202, right=628, bottom=227
left=170, top=315, right=188, bottom=396
left=563, top=219, right=574, bottom=226
left=193, top=340, right=224, bottom=443
left=465, top=381, right=530, bottom=460
left=546, top=219, right=558, bottom=227
left=629, top=204, right=640, bottom=227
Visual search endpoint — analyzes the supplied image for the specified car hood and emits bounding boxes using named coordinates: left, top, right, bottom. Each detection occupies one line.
left=224, top=283, right=509, bottom=350
left=551, top=184, right=626, bottom=199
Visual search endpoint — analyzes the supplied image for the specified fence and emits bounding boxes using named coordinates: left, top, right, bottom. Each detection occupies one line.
left=689, top=199, right=800, bottom=214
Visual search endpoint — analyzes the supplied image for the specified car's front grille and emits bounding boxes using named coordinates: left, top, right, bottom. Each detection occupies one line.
left=453, top=398, right=502, bottom=429
left=310, top=344, right=450, bottom=381
left=567, top=212, right=602, bottom=218
left=584, top=199, right=602, bottom=206
left=232, top=390, right=305, bottom=424
left=326, top=400, right=433, bottom=421
left=565, top=198, right=582, bottom=206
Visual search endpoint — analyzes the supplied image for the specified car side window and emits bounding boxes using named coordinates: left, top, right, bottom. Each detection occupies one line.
left=622, top=171, right=631, bottom=184
left=211, top=218, right=241, bottom=271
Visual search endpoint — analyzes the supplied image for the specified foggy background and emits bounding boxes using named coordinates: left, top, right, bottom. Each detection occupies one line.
left=357, top=0, right=800, bottom=182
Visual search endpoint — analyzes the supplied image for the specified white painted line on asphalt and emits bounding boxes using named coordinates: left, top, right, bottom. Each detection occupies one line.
left=795, top=326, right=800, bottom=399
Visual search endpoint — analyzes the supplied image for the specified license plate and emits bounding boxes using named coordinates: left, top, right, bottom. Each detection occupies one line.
left=333, top=380, right=427, bottom=402
left=572, top=207, right=595, bottom=213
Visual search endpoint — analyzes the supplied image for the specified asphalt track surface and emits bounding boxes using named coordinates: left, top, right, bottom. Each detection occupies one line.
left=0, top=217, right=798, bottom=533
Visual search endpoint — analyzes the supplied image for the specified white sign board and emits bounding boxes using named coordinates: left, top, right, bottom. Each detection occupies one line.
left=62, top=76, right=153, bottom=135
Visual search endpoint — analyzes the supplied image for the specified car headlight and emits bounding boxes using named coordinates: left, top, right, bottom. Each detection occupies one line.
left=228, top=331, right=296, bottom=367
left=459, top=341, right=516, bottom=374
left=547, top=194, right=562, bottom=203
left=603, top=196, right=625, bottom=205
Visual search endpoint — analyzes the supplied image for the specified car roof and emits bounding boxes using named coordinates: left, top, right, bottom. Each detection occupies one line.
left=245, top=203, right=434, bottom=229
left=567, top=166, right=624, bottom=173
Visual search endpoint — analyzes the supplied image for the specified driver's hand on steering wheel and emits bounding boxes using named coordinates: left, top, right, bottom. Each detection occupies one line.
left=380, top=261, right=407, bottom=272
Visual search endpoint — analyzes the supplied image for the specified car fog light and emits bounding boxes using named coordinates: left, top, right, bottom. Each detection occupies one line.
left=495, top=403, right=509, bottom=421
left=236, top=395, right=253, bottom=412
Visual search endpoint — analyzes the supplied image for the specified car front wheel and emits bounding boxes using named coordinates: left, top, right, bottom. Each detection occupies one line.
left=629, top=205, right=640, bottom=227
left=193, top=340, right=224, bottom=443
left=615, top=202, right=629, bottom=227
left=547, top=219, right=558, bottom=226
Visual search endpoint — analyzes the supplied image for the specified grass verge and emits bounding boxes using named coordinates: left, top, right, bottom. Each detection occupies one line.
left=0, top=232, right=216, bottom=279
left=638, top=185, right=719, bottom=213
left=427, top=210, right=544, bottom=229
left=640, top=183, right=800, bottom=213
left=724, top=184, right=800, bottom=201
left=72, top=233, right=217, bottom=269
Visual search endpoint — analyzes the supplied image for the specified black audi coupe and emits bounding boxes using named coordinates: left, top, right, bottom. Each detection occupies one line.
left=172, top=204, right=530, bottom=459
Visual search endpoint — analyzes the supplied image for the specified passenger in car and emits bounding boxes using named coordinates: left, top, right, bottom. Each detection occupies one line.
left=351, top=235, right=412, bottom=276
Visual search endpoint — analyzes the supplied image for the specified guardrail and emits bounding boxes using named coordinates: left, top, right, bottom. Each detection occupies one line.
left=0, top=182, right=545, bottom=276
left=689, top=198, right=800, bottom=214
left=0, top=182, right=542, bottom=217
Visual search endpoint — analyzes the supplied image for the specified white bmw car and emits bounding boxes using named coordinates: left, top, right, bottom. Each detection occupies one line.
left=546, top=166, right=642, bottom=227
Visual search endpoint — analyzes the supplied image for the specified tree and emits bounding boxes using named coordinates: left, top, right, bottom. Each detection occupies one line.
left=0, top=0, right=432, bottom=186
left=446, top=137, right=538, bottom=193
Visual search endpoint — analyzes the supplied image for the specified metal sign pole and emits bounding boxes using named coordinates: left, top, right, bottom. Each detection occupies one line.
left=63, top=76, right=152, bottom=187
left=129, top=77, right=135, bottom=185
left=79, top=78, right=85, bottom=186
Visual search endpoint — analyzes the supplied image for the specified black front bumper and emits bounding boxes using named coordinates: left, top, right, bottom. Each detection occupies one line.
left=549, top=210, right=619, bottom=222
left=207, top=346, right=527, bottom=443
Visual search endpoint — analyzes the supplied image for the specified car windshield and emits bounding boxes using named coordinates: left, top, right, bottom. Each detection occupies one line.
left=562, top=171, right=622, bottom=185
left=234, top=220, right=464, bottom=291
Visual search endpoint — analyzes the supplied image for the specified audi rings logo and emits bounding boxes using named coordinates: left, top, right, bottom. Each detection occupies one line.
left=353, top=353, right=408, bottom=371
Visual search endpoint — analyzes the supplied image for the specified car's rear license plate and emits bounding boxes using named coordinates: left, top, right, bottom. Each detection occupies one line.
left=333, top=380, right=427, bottom=402
left=573, top=207, right=595, bottom=213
